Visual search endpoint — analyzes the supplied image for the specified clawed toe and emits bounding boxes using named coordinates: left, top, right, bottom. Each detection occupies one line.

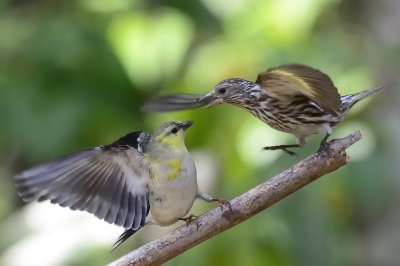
left=263, top=145, right=299, bottom=156
left=216, top=198, right=233, bottom=214
left=179, top=214, right=198, bottom=226
left=318, top=141, right=330, bottom=153
left=282, top=148, right=297, bottom=156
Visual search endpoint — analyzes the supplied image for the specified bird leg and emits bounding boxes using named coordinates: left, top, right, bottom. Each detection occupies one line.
left=197, top=192, right=233, bottom=213
left=318, top=134, right=331, bottom=152
left=178, top=214, right=198, bottom=226
left=178, top=215, right=200, bottom=230
left=263, top=144, right=300, bottom=156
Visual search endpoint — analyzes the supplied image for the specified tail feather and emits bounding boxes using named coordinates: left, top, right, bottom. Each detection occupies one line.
left=340, top=85, right=383, bottom=112
left=111, top=228, right=141, bottom=252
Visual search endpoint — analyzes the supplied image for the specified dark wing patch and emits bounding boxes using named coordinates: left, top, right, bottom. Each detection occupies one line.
left=15, top=146, right=150, bottom=230
left=103, top=131, right=143, bottom=150
left=141, top=94, right=206, bottom=112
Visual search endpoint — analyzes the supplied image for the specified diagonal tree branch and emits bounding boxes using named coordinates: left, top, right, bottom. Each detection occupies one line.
left=108, top=131, right=362, bottom=266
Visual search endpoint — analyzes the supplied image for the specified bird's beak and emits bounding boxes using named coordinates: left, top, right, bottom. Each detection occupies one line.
left=179, top=121, right=193, bottom=131
left=198, top=92, right=222, bottom=109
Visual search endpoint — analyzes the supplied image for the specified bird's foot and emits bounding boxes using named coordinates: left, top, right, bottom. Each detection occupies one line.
left=318, top=140, right=330, bottom=153
left=263, top=145, right=298, bottom=156
left=179, top=214, right=198, bottom=226
left=318, top=134, right=332, bottom=153
left=214, top=198, right=233, bottom=214
left=281, top=148, right=297, bottom=157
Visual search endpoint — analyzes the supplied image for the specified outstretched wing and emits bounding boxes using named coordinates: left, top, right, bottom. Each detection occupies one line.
left=15, top=132, right=150, bottom=230
left=141, top=93, right=206, bottom=112
left=256, top=64, right=341, bottom=115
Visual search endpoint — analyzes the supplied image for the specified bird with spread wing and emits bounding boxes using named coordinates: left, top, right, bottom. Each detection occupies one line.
left=15, top=121, right=229, bottom=250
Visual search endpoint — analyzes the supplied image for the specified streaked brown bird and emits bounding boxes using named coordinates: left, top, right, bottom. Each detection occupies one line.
left=142, top=64, right=383, bottom=155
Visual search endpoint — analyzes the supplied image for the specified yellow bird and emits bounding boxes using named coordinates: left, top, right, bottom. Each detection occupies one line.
left=15, top=121, right=229, bottom=250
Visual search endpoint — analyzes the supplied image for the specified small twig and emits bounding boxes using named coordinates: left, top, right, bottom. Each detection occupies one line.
left=108, top=131, right=362, bottom=266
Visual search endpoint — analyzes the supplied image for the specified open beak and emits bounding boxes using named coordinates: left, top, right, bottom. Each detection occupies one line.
left=198, top=92, right=222, bottom=109
left=179, top=121, right=193, bottom=131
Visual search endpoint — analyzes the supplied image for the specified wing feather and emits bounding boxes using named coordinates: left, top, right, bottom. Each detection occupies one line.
left=256, top=64, right=341, bottom=115
left=123, top=194, right=136, bottom=228
left=14, top=145, right=150, bottom=229
left=104, top=170, right=125, bottom=223
left=91, top=163, right=119, bottom=219
left=141, top=94, right=205, bottom=112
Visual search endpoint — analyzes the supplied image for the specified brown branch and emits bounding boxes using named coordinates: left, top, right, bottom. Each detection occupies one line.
left=108, top=131, right=362, bottom=266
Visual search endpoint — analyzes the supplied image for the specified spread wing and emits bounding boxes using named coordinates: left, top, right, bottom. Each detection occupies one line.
left=256, top=64, right=341, bottom=115
left=15, top=132, right=150, bottom=230
left=141, top=93, right=206, bottom=112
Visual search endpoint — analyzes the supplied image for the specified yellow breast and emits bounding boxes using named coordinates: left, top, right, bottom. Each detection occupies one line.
left=165, top=159, right=181, bottom=180
left=146, top=157, right=182, bottom=181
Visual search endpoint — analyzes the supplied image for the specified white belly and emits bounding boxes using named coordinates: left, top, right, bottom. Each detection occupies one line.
left=149, top=154, right=197, bottom=226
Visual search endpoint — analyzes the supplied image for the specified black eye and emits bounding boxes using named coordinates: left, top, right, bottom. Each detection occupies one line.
left=171, top=127, right=178, bottom=134
left=218, top=88, right=226, bottom=94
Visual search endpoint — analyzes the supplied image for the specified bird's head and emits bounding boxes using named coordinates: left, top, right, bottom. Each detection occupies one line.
left=150, top=121, right=193, bottom=152
left=198, top=78, right=260, bottom=108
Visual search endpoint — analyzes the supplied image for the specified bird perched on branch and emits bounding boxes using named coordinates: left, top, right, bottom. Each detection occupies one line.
left=142, top=64, right=383, bottom=155
left=15, top=121, right=228, bottom=250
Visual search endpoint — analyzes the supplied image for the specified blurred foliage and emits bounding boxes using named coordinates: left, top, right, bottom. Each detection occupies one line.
left=1, top=0, right=399, bottom=265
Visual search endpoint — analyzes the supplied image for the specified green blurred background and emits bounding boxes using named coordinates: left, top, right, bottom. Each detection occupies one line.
left=1, top=0, right=399, bottom=265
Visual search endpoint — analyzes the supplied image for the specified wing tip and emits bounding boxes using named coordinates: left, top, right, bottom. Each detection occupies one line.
left=141, top=94, right=206, bottom=112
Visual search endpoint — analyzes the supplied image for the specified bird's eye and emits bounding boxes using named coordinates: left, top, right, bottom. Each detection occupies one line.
left=171, top=127, right=178, bottom=134
left=218, top=88, right=226, bottom=94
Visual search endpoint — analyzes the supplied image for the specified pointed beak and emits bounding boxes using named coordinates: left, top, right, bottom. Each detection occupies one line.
left=179, top=121, right=193, bottom=131
left=198, top=92, right=222, bottom=109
